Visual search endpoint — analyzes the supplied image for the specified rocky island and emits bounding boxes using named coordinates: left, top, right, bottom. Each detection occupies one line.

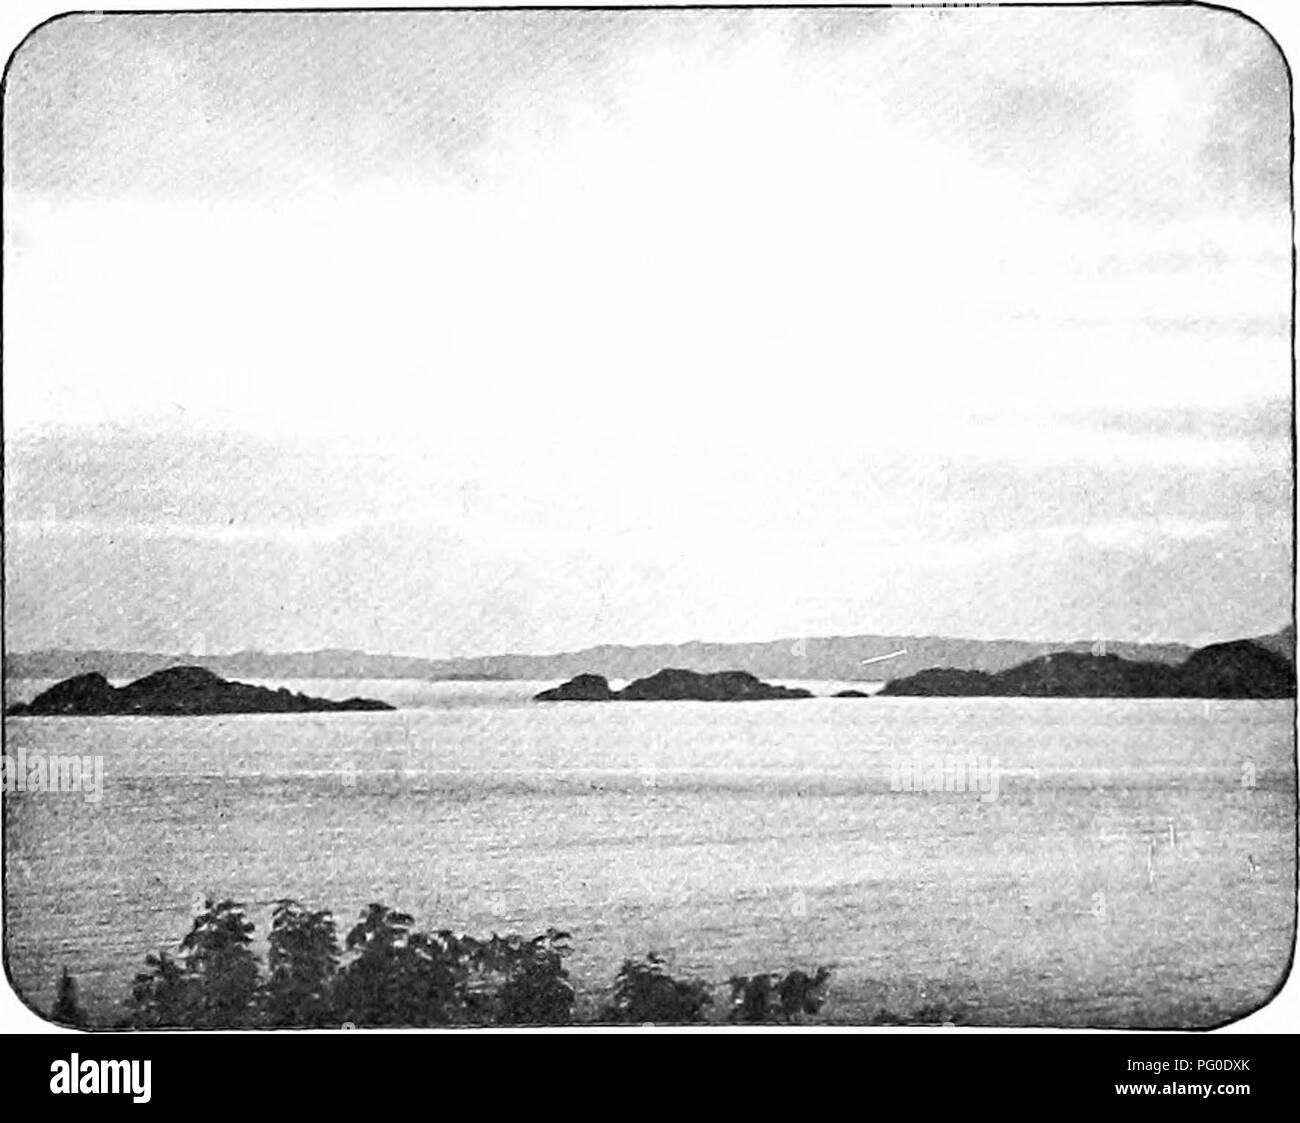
left=879, top=639, right=1294, bottom=700
left=5, top=666, right=395, bottom=716
left=535, top=668, right=812, bottom=702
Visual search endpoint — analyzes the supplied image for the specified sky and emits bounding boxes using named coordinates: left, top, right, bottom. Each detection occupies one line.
left=2, top=7, right=1293, bottom=656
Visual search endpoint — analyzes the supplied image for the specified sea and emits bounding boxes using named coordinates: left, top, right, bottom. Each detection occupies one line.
left=3, top=677, right=1295, bottom=1026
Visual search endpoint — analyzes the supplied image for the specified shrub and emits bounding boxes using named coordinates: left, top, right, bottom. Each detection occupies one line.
left=728, top=967, right=832, bottom=1024
left=332, top=903, right=437, bottom=1026
left=117, top=896, right=830, bottom=1028
left=51, top=966, right=87, bottom=1026
left=262, top=899, right=341, bottom=1027
left=603, top=952, right=712, bottom=1024
left=180, top=899, right=260, bottom=1027
left=479, top=929, right=575, bottom=1025
left=128, top=950, right=201, bottom=1027
left=128, top=899, right=259, bottom=1028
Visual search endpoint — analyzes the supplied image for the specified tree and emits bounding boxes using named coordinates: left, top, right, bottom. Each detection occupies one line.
left=115, top=892, right=834, bottom=1028
left=728, top=967, right=833, bottom=1024
left=602, top=953, right=712, bottom=1024
left=332, top=903, right=433, bottom=1026
left=403, top=929, right=478, bottom=1024
left=51, top=967, right=87, bottom=1026
left=178, top=898, right=260, bottom=1027
left=775, top=967, right=832, bottom=1019
left=332, top=908, right=576, bottom=1026
left=482, top=929, right=575, bottom=1025
left=128, top=950, right=201, bottom=1027
left=262, top=899, right=341, bottom=1027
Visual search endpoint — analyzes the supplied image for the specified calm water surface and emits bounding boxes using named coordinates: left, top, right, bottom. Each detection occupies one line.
left=4, top=679, right=1294, bottom=1025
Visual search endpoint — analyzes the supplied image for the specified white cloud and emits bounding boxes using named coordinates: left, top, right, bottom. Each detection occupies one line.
left=2, top=8, right=1290, bottom=650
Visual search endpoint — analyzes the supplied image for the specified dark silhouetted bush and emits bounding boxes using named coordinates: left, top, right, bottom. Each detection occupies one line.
left=117, top=897, right=827, bottom=1028
left=332, top=903, right=446, bottom=1025
left=51, top=966, right=87, bottom=1026
left=728, top=967, right=832, bottom=1023
left=478, top=930, right=575, bottom=1025
left=129, top=899, right=259, bottom=1028
left=262, top=899, right=341, bottom=1027
left=602, top=952, right=713, bottom=1024
left=129, top=950, right=200, bottom=1027
left=181, top=898, right=260, bottom=1027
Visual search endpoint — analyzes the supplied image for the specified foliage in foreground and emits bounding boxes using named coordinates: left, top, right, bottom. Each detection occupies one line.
left=727, top=966, right=833, bottom=1024
left=51, top=966, right=87, bottom=1026
left=55, top=898, right=832, bottom=1028
left=126, top=898, right=575, bottom=1028
left=602, top=953, right=713, bottom=1023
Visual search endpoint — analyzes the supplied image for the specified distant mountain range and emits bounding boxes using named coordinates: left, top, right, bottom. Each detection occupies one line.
left=2, top=647, right=487, bottom=683
left=880, top=638, right=1295, bottom=699
left=3, top=626, right=1292, bottom=683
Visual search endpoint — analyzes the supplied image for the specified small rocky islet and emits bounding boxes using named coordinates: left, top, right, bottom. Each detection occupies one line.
left=535, top=668, right=813, bottom=702
left=6, top=665, right=394, bottom=716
